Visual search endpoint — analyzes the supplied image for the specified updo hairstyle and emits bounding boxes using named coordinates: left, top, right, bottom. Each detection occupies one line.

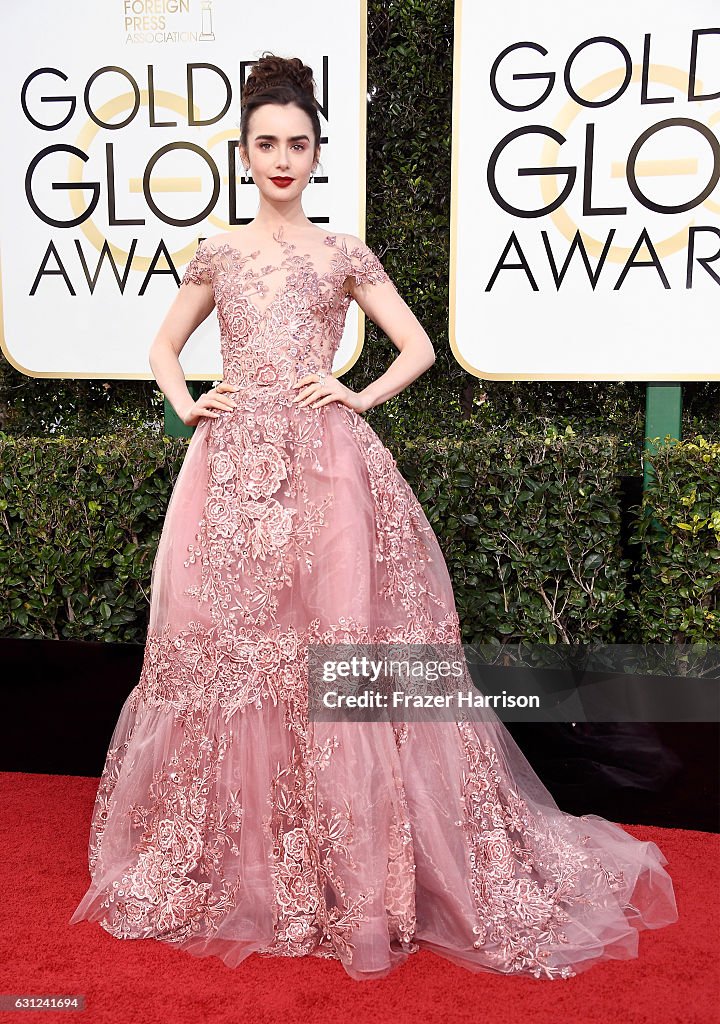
left=239, top=53, right=322, bottom=162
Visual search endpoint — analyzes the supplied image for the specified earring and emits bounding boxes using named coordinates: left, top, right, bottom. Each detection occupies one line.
left=309, top=166, right=316, bottom=183
left=242, top=165, right=251, bottom=183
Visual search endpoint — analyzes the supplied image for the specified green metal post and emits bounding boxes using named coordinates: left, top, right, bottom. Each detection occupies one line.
left=164, top=381, right=205, bottom=438
left=642, top=383, right=682, bottom=541
left=643, top=384, right=682, bottom=492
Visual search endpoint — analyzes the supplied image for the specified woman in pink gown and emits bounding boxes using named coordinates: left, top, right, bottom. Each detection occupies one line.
left=69, top=53, right=678, bottom=981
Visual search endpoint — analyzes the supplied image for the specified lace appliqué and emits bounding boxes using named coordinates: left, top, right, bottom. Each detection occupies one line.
left=82, top=230, right=641, bottom=980
left=453, top=720, right=626, bottom=980
left=340, top=406, right=447, bottom=624
left=178, top=230, right=407, bottom=630
left=180, top=228, right=392, bottom=390
left=182, top=410, right=333, bottom=629
left=322, top=233, right=391, bottom=290
left=95, top=728, right=244, bottom=944
left=89, top=613, right=456, bottom=959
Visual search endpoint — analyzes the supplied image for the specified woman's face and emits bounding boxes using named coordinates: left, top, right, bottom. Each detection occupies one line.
left=239, top=102, right=319, bottom=202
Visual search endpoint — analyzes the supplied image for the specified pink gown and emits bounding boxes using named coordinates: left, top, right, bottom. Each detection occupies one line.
left=68, top=226, right=678, bottom=981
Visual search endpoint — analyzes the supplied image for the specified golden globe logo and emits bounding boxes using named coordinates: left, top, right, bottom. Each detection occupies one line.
left=484, top=30, right=720, bottom=292
left=21, top=63, right=249, bottom=294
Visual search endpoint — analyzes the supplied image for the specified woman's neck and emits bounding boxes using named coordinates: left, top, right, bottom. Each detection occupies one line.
left=247, top=216, right=315, bottom=232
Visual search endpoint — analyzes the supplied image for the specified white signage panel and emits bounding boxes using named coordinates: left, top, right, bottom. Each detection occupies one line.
left=451, top=1, right=720, bottom=379
left=1, top=1, right=368, bottom=381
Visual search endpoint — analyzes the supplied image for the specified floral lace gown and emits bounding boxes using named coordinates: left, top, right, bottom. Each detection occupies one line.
left=69, top=226, right=678, bottom=981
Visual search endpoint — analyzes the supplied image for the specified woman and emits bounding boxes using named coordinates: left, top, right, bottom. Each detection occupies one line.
left=69, top=53, right=678, bottom=982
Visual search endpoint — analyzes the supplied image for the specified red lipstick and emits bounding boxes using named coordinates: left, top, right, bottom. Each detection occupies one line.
left=271, top=177, right=294, bottom=188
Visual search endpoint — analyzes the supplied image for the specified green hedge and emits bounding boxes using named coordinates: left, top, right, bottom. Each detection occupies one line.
left=0, top=432, right=184, bottom=641
left=628, top=435, right=720, bottom=643
left=2, top=430, right=717, bottom=645
left=394, top=428, right=630, bottom=644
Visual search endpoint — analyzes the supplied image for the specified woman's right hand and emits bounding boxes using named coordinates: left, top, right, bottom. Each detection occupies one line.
left=181, top=380, right=240, bottom=427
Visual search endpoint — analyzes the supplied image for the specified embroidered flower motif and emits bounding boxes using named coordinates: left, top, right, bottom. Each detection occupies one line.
left=249, top=636, right=282, bottom=674
left=239, top=442, right=287, bottom=500
left=210, top=451, right=235, bottom=484
left=256, top=362, right=279, bottom=386
left=244, top=499, right=295, bottom=560
left=283, top=828, right=309, bottom=861
left=285, top=916, right=314, bottom=941
left=205, top=496, right=236, bottom=537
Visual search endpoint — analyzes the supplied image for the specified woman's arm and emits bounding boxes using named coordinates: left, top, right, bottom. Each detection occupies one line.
left=294, top=257, right=436, bottom=413
left=351, top=275, right=436, bottom=411
left=148, top=262, right=233, bottom=425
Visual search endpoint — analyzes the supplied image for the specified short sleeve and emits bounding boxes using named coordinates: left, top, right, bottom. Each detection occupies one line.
left=181, top=241, right=213, bottom=287
left=346, top=239, right=392, bottom=289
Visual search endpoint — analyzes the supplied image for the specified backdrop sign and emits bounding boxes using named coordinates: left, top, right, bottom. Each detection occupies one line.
left=0, top=1, right=367, bottom=381
left=451, top=0, right=720, bottom=379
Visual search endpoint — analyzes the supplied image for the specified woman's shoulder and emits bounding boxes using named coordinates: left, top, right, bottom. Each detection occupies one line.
left=198, top=229, right=244, bottom=252
left=328, top=231, right=366, bottom=248
left=324, top=232, right=380, bottom=262
left=308, top=227, right=368, bottom=253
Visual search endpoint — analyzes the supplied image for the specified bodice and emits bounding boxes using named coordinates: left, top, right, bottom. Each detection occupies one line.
left=181, top=227, right=390, bottom=403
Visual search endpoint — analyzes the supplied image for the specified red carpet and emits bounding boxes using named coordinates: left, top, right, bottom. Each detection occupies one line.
left=0, top=772, right=717, bottom=1024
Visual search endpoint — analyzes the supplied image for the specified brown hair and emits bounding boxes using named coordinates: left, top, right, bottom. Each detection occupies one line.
left=240, top=53, right=321, bottom=161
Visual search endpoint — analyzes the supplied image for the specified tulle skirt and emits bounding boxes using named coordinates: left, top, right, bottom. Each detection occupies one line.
left=69, top=398, right=679, bottom=981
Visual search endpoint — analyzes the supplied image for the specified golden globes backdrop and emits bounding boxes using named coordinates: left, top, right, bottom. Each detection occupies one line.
left=451, top=0, right=720, bottom=380
left=0, top=1, right=368, bottom=382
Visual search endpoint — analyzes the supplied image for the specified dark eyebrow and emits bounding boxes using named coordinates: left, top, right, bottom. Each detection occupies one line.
left=253, top=134, right=310, bottom=142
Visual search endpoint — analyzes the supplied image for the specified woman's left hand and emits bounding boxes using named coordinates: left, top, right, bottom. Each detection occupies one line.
left=292, top=373, right=370, bottom=413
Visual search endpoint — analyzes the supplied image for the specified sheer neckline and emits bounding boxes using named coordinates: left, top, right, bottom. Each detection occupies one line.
left=205, top=228, right=350, bottom=320
left=206, top=223, right=335, bottom=256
